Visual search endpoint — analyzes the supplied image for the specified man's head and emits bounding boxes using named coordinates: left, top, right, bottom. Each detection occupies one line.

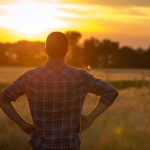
left=45, top=32, right=68, bottom=60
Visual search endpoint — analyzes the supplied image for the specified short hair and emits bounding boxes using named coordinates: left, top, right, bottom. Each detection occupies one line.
left=45, top=32, right=68, bottom=60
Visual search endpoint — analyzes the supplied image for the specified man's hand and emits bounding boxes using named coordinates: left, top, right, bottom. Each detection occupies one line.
left=0, top=97, right=36, bottom=136
left=19, top=122, right=36, bottom=135
left=80, top=101, right=110, bottom=133
left=80, top=114, right=94, bottom=133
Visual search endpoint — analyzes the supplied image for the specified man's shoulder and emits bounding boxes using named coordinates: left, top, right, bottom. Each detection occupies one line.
left=64, top=64, right=90, bottom=78
left=65, top=64, right=82, bottom=73
left=22, top=65, right=44, bottom=79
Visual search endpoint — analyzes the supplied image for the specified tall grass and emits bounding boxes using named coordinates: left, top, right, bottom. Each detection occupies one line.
left=81, top=88, right=150, bottom=150
left=0, top=88, right=149, bottom=150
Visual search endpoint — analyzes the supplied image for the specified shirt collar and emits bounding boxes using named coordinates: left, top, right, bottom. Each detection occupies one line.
left=45, top=59, right=65, bottom=68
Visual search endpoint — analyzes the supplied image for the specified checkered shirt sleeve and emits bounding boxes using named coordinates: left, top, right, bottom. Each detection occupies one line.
left=0, top=74, right=26, bottom=103
left=82, top=70, right=118, bottom=106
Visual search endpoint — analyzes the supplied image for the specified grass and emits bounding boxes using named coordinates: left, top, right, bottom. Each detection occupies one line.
left=81, top=88, right=150, bottom=150
left=0, top=67, right=150, bottom=150
left=0, top=88, right=149, bottom=150
left=109, top=80, right=150, bottom=89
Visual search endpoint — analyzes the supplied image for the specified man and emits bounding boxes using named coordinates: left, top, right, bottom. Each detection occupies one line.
left=0, top=32, right=118, bottom=150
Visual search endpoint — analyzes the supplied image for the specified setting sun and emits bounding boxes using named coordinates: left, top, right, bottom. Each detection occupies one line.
left=0, top=0, right=68, bottom=35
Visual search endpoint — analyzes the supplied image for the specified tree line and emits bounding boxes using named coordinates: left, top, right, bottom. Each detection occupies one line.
left=0, top=31, right=150, bottom=68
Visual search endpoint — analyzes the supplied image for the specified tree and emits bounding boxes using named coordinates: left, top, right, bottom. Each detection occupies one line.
left=97, top=39, right=119, bottom=67
left=65, top=31, right=82, bottom=66
left=113, top=46, right=141, bottom=68
left=142, top=47, right=150, bottom=68
left=82, top=37, right=100, bottom=67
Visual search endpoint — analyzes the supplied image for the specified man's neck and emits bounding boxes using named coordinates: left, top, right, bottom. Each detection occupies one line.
left=47, top=59, right=64, bottom=66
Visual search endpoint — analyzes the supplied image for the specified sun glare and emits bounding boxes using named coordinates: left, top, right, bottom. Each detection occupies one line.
left=1, top=0, right=68, bottom=35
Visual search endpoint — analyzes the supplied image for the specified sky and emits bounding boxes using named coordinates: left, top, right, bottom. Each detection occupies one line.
left=0, top=0, right=150, bottom=48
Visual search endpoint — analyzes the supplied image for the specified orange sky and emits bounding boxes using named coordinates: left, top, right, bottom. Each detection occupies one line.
left=0, top=0, right=150, bottom=48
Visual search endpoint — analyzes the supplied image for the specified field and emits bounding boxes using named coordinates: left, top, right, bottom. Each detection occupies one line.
left=0, top=67, right=150, bottom=150
left=1, top=67, right=150, bottom=83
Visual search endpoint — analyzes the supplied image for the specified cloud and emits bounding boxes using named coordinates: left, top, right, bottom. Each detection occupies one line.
left=0, top=6, right=7, bottom=16
left=58, top=0, right=150, bottom=7
left=0, top=0, right=19, bottom=4
left=1, top=0, right=150, bottom=7
left=56, top=5, right=150, bottom=21
left=88, top=0, right=150, bottom=6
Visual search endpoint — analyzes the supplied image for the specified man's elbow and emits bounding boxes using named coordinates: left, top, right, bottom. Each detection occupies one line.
left=108, top=87, right=119, bottom=105
left=113, top=88, right=119, bottom=98
left=101, top=88, right=119, bottom=107
left=0, top=93, right=10, bottom=107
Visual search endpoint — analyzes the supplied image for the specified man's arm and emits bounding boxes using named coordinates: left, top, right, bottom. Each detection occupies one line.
left=80, top=71, right=119, bottom=132
left=81, top=101, right=108, bottom=132
left=0, top=95, right=35, bottom=135
left=0, top=75, right=36, bottom=135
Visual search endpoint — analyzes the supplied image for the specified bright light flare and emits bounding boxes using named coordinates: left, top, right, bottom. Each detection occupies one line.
left=0, top=0, right=68, bottom=35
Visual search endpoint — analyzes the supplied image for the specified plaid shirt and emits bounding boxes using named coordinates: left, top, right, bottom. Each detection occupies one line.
left=1, top=60, right=118, bottom=150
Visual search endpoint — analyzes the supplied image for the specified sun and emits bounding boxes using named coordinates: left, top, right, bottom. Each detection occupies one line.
left=1, top=0, right=67, bottom=35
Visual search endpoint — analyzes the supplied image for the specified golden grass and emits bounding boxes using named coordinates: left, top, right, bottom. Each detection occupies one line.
left=0, top=88, right=149, bottom=150
left=81, top=88, right=150, bottom=150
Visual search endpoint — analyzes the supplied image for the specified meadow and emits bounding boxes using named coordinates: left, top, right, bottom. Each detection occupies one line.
left=0, top=67, right=150, bottom=150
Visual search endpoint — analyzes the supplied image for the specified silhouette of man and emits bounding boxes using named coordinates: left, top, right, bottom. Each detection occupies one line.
left=0, top=32, right=118, bottom=150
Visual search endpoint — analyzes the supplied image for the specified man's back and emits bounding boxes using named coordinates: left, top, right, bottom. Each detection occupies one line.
left=26, top=61, right=86, bottom=149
